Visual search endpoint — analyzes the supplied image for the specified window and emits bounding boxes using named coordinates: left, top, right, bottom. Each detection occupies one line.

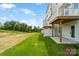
left=73, top=3, right=79, bottom=8
left=71, top=25, right=75, bottom=38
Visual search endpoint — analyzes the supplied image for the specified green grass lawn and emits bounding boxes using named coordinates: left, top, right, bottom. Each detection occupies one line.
left=0, top=30, right=29, bottom=34
left=0, top=33, right=65, bottom=56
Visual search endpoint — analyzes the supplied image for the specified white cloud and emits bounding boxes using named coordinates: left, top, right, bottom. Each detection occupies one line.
left=9, top=15, right=14, bottom=17
left=2, top=17, right=6, bottom=20
left=21, top=9, right=31, bottom=14
left=0, top=17, right=8, bottom=23
left=31, top=13, right=36, bottom=16
left=21, top=19, right=42, bottom=27
left=0, top=16, right=7, bottom=20
left=0, top=16, right=16, bottom=23
left=13, top=9, right=17, bottom=12
left=21, top=9, right=36, bottom=16
left=0, top=3, right=16, bottom=9
left=1, top=16, right=13, bottom=21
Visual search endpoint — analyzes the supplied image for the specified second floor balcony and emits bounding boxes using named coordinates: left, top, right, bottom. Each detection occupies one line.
left=64, top=8, right=79, bottom=16
left=45, top=8, right=79, bottom=25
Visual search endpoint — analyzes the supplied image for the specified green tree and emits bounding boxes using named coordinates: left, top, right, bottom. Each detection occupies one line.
left=4, top=21, right=17, bottom=30
left=1, top=20, right=40, bottom=32
left=0, top=23, right=2, bottom=29
left=33, top=26, right=41, bottom=32
left=27, top=26, right=32, bottom=32
left=20, top=23, right=27, bottom=32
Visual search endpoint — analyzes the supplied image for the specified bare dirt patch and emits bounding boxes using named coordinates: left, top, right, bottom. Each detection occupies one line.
left=0, top=32, right=35, bottom=53
left=0, top=32, right=13, bottom=37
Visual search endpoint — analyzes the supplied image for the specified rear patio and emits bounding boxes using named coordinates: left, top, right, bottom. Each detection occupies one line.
left=50, top=16, right=79, bottom=44
left=51, top=37, right=79, bottom=44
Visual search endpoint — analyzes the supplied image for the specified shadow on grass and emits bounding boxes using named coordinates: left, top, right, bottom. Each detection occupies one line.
left=38, top=34, right=64, bottom=56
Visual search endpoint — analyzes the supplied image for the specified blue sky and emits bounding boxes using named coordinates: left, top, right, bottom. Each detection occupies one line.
left=0, top=3, right=47, bottom=27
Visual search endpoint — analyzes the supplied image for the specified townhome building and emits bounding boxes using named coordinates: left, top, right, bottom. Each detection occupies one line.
left=43, top=3, right=79, bottom=44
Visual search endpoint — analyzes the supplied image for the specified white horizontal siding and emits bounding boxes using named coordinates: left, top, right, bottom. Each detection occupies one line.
left=43, top=28, right=52, bottom=36
left=62, top=20, right=78, bottom=42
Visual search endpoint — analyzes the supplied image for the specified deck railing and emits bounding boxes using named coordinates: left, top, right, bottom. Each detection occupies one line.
left=64, top=8, right=79, bottom=16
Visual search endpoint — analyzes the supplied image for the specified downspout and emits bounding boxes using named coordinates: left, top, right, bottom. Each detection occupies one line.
left=51, top=4, right=54, bottom=37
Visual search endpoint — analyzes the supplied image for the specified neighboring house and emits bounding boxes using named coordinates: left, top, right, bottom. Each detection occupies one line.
left=42, top=26, right=52, bottom=36
left=42, top=4, right=52, bottom=36
left=43, top=3, right=79, bottom=44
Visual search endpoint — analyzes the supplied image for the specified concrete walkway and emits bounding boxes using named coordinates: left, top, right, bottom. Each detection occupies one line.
left=51, top=37, right=79, bottom=44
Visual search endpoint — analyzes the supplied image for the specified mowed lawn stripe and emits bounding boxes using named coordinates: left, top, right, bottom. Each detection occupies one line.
left=0, top=33, right=65, bottom=56
left=0, top=33, right=48, bottom=56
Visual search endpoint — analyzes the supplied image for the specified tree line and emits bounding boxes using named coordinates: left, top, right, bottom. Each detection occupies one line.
left=0, top=20, right=41, bottom=32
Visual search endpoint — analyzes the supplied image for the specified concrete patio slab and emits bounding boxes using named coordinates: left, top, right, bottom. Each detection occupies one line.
left=51, top=37, right=79, bottom=44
